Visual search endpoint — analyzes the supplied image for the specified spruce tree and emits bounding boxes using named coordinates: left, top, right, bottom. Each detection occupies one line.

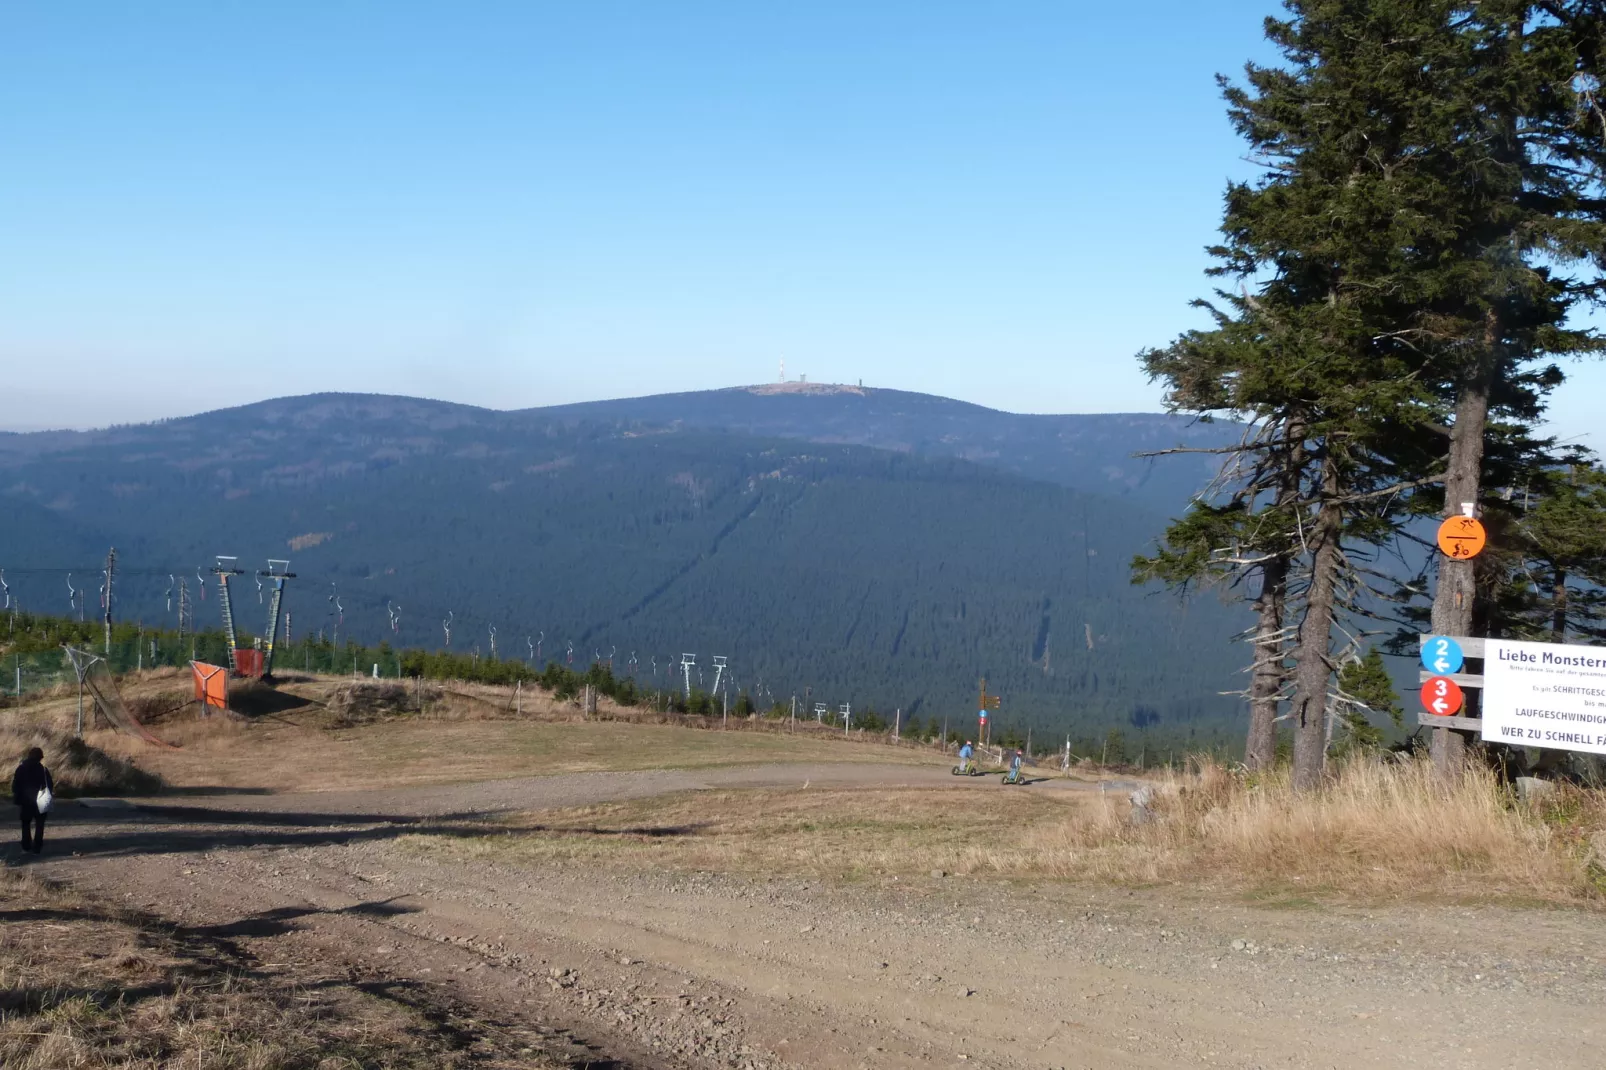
left=1140, top=0, right=1463, bottom=787
left=1141, top=1, right=1606, bottom=787
left=1401, top=3, right=1606, bottom=773
left=1480, top=458, right=1606, bottom=641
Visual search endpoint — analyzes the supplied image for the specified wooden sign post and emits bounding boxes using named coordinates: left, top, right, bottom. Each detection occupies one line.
left=1431, top=507, right=1487, bottom=772
left=977, top=678, right=1001, bottom=745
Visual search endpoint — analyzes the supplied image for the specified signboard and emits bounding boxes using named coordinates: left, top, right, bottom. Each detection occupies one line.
left=1482, top=638, right=1606, bottom=754
left=1421, top=636, right=1464, bottom=676
left=1436, top=515, right=1487, bottom=559
left=1421, top=675, right=1464, bottom=717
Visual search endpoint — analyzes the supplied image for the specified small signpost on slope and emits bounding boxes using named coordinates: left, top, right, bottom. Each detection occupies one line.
left=1418, top=634, right=1606, bottom=754
left=1428, top=508, right=1487, bottom=757
left=977, top=678, right=1000, bottom=745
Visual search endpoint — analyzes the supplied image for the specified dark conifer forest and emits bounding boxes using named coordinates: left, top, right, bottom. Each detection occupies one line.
left=0, top=387, right=1245, bottom=752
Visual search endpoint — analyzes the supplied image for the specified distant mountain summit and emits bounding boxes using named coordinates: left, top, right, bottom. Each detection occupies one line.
left=740, top=381, right=874, bottom=397
left=540, top=384, right=1235, bottom=510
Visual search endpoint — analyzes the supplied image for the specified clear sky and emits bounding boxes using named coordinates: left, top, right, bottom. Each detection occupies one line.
left=3, top=1, right=1603, bottom=446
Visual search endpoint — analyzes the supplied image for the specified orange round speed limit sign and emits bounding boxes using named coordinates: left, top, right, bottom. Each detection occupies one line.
left=1436, top=515, right=1486, bottom=560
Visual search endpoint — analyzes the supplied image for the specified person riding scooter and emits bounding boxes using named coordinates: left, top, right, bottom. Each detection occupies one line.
left=1003, top=748, right=1025, bottom=784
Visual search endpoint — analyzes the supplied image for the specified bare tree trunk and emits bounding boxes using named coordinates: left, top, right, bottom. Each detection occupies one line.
left=1245, top=552, right=1285, bottom=770
left=1246, top=427, right=1305, bottom=770
left=1291, top=453, right=1343, bottom=791
left=1431, top=338, right=1493, bottom=778
left=1552, top=567, right=1568, bottom=640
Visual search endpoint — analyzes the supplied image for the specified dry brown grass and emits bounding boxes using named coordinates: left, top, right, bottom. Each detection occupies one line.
left=406, top=787, right=1094, bottom=879
left=87, top=717, right=942, bottom=794
left=0, top=723, right=163, bottom=796
left=1037, top=757, right=1606, bottom=903
left=411, top=756, right=1606, bottom=905
left=7, top=666, right=952, bottom=796
left=0, top=870, right=562, bottom=1069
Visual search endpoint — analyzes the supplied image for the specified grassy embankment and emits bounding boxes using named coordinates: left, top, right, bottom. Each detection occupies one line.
left=0, top=724, right=162, bottom=797
left=7, top=669, right=947, bottom=793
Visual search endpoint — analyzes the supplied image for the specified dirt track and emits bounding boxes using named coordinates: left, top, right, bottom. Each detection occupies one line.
left=23, top=763, right=1606, bottom=1069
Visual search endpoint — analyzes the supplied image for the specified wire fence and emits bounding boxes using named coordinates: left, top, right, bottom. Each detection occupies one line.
left=1, top=635, right=413, bottom=706
left=2, top=650, right=77, bottom=701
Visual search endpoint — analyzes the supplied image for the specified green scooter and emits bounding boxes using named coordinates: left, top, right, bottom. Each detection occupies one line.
left=1001, top=752, right=1028, bottom=785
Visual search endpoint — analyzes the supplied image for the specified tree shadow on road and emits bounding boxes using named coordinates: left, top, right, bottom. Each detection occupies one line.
left=198, top=895, right=419, bottom=938
left=27, top=802, right=709, bottom=861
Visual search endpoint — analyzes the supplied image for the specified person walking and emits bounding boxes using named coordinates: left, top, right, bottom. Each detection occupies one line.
left=12, top=746, right=53, bottom=855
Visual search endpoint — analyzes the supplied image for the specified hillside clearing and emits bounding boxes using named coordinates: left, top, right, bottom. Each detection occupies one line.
left=87, top=716, right=946, bottom=793
left=0, top=666, right=952, bottom=793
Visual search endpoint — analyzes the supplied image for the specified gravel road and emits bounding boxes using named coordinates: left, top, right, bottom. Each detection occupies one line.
left=24, top=763, right=1606, bottom=1069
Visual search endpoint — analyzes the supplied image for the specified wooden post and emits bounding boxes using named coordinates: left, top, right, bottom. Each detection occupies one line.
left=1433, top=513, right=1485, bottom=777
left=1431, top=322, right=1496, bottom=779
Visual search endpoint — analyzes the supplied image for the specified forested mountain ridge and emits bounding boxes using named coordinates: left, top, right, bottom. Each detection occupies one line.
left=0, top=385, right=1238, bottom=511
left=539, top=383, right=1235, bottom=511
left=0, top=388, right=1245, bottom=747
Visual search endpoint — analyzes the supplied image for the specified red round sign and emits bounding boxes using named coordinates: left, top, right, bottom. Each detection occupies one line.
left=1420, top=675, right=1464, bottom=717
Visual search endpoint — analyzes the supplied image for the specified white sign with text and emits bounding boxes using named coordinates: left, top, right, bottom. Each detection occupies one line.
left=1482, top=638, right=1606, bottom=754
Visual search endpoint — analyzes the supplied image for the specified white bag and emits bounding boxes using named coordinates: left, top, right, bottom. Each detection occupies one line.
left=34, top=787, right=52, bottom=815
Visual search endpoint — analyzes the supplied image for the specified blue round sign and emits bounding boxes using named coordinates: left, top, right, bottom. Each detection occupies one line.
left=1421, top=635, right=1464, bottom=676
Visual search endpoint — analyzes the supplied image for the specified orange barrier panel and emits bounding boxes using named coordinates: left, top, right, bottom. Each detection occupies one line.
left=192, top=661, right=229, bottom=711
left=233, top=649, right=263, bottom=678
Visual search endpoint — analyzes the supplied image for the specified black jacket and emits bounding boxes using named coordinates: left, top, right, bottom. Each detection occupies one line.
left=12, top=758, right=53, bottom=809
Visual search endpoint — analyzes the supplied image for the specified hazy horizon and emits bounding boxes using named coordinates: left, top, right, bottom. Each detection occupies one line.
left=0, top=380, right=1190, bottom=435
left=4, top=3, right=1603, bottom=446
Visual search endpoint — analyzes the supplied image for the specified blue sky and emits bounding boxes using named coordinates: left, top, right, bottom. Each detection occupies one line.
left=3, top=1, right=1603, bottom=446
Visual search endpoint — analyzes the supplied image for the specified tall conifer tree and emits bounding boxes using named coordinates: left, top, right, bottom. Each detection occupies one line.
left=1139, top=1, right=1606, bottom=786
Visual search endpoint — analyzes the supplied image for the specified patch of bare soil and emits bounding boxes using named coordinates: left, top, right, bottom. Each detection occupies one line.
left=26, top=765, right=1606, bottom=1069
